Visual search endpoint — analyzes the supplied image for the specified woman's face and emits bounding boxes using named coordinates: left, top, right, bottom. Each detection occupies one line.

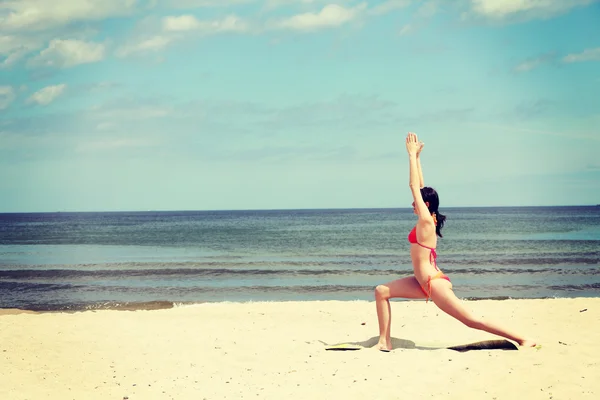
left=411, top=201, right=429, bottom=215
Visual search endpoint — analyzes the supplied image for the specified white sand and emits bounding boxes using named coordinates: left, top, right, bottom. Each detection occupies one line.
left=1, top=298, right=598, bottom=400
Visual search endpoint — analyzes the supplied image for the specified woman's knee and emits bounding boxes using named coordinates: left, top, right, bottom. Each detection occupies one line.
left=374, top=284, right=390, bottom=300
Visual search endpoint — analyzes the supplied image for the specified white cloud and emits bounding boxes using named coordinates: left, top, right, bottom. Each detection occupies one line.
left=398, top=24, right=413, bottom=36
left=468, top=0, right=595, bottom=20
left=27, top=84, right=67, bottom=106
left=89, top=104, right=175, bottom=120
left=0, top=35, right=43, bottom=67
left=115, top=2, right=375, bottom=58
left=76, top=138, right=160, bottom=152
left=513, top=53, right=556, bottom=72
left=514, top=59, right=542, bottom=72
left=28, top=39, right=106, bottom=68
left=0, top=1, right=140, bottom=67
left=85, top=82, right=121, bottom=92
left=514, top=48, right=600, bottom=73
left=117, top=15, right=250, bottom=57
left=95, top=122, right=117, bottom=131
left=163, top=15, right=203, bottom=31
left=164, top=0, right=254, bottom=7
left=162, top=15, right=249, bottom=33
left=116, top=35, right=173, bottom=57
left=369, top=0, right=412, bottom=16
left=417, top=1, right=438, bottom=17
left=385, top=1, right=437, bottom=37
left=264, top=0, right=351, bottom=9
left=563, top=47, right=600, bottom=63
left=0, top=86, right=16, bottom=110
left=0, top=0, right=141, bottom=32
left=469, top=122, right=600, bottom=142
left=273, top=3, right=367, bottom=31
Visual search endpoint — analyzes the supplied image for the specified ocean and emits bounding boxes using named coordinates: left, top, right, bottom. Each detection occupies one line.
left=1, top=206, right=599, bottom=311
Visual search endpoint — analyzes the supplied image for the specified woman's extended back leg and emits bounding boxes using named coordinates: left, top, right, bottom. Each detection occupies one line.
left=429, top=280, right=535, bottom=346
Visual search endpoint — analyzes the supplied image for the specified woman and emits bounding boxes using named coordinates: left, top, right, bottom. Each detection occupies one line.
left=374, top=132, right=536, bottom=351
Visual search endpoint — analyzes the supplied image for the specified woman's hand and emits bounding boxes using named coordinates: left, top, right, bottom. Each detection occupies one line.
left=417, top=141, right=424, bottom=157
left=405, top=132, right=421, bottom=156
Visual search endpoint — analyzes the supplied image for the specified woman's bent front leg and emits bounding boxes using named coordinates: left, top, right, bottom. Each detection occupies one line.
left=374, top=276, right=427, bottom=351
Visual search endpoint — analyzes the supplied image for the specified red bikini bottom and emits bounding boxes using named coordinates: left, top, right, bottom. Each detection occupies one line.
left=421, top=271, right=452, bottom=302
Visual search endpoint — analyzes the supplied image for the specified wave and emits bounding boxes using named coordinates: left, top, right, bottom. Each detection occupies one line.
left=548, top=282, right=600, bottom=291
left=0, top=265, right=599, bottom=280
left=0, top=281, right=77, bottom=291
left=1, top=289, right=594, bottom=313
left=1, top=251, right=597, bottom=271
left=0, top=300, right=179, bottom=313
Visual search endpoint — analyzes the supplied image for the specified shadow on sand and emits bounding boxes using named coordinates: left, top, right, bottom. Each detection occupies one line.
left=320, top=336, right=519, bottom=352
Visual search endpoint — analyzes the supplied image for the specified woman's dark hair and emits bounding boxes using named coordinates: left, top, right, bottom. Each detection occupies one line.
left=420, top=186, right=446, bottom=237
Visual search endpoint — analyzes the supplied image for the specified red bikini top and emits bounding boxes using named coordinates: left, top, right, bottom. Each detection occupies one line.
left=408, top=226, right=438, bottom=266
left=408, top=226, right=419, bottom=244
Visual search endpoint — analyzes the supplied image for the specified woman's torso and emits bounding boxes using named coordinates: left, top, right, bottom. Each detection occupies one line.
left=408, top=225, right=441, bottom=285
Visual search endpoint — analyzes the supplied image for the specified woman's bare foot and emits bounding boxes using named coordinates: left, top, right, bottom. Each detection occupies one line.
left=376, top=340, right=392, bottom=352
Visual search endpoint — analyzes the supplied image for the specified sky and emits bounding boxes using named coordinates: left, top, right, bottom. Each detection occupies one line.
left=1, top=0, right=599, bottom=212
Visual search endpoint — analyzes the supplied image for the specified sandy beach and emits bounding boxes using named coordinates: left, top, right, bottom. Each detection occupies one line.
left=1, top=298, right=598, bottom=400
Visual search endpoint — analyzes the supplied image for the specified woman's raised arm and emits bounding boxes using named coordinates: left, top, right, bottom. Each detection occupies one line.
left=416, top=141, right=425, bottom=188
left=406, top=132, right=430, bottom=219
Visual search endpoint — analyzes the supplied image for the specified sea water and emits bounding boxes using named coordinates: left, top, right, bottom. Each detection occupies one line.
left=0, top=206, right=598, bottom=311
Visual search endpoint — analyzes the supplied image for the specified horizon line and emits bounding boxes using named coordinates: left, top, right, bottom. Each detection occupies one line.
left=1, top=204, right=598, bottom=214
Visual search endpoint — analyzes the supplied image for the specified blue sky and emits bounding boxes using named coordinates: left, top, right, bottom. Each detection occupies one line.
left=1, top=0, right=599, bottom=212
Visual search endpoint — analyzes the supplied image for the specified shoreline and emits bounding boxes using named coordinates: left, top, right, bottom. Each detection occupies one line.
left=1, top=295, right=596, bottom=314
left=1, top=298, right=598, bottom=399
